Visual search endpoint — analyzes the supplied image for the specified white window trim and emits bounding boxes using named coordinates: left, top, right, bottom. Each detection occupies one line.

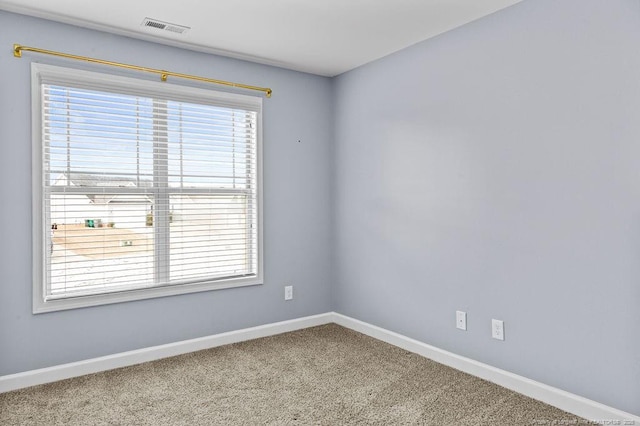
left=31, top=63, right=264, bottom=314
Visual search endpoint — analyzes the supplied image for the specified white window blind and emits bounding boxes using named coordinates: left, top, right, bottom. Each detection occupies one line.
left=33, top=64, right=262, bottom=312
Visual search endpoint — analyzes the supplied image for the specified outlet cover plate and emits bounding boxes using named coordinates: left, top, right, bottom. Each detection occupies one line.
left=492, top=319, right=504, bottom=341
left=284, top=285, right=293, bottom=301
left=456, top=311, right=467, bottom=330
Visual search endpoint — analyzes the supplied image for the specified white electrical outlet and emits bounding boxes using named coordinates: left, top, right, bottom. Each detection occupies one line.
left=456, top=311, right=467, bottom=330
left=284, top=285, right=293, bottom=301
left=492, top=319, right=504, bottom=341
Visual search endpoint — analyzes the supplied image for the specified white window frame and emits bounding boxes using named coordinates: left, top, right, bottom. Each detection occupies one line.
left=32, top=63, right=263, bottom=313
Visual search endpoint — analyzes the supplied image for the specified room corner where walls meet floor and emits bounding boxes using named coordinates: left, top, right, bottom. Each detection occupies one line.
left=1, top=312, right=638, bottom=424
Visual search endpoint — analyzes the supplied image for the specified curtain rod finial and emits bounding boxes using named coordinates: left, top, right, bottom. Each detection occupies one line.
left=266, top=89, right=272, bottom=98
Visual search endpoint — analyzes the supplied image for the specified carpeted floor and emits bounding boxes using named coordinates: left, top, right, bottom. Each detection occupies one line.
left=0, top=324, right=592, bottom=425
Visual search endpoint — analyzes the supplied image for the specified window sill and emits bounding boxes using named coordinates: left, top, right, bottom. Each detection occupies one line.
left=33, top=276, right=263, bottom=314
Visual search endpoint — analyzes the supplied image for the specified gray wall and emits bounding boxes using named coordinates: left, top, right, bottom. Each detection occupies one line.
left=333, top=0, right=640, bottom=416
left=0, top=11, right=333, bottom=375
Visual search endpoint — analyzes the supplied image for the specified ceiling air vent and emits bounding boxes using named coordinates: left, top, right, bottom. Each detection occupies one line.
left=141, top=18, right=190, bottom=35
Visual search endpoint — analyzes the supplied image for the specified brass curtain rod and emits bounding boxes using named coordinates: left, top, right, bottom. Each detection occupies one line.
left=13, top=44, right=272, bottom=98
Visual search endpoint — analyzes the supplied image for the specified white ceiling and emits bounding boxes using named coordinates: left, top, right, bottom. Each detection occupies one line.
left=0, top=0, right=522, bottom=76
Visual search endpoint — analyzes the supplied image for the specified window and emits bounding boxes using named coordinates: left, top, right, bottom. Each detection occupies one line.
left=32, top=64, right=263, bottom=313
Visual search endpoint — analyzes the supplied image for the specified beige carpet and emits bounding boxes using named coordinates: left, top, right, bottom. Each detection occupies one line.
left=0, top=324, right=591, bottom=425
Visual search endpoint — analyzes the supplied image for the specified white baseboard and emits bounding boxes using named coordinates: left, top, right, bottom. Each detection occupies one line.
left=332, top=312, right=640, bottom=424
left=1, top=311, right=638, bottom=424
left=0, top=312, right=333, bottom=394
